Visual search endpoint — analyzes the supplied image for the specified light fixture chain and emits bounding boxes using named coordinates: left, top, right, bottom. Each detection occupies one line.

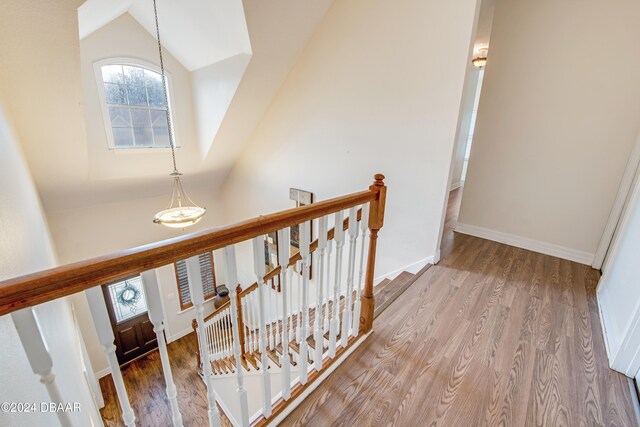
left=152, top=0, right=178, bottom=174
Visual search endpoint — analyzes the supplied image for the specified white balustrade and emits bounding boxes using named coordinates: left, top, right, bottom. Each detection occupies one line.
left=329, top=210, right=345, bottom=357
left=222, top=245, right=250, bottom=426
left=11, top=308, right=74, bottom=427
left=85, top=286, right=136, bottom=427
left=252, top=237, right=272, bottom=418
left=277, top=227, right=292, bottom=400
left=186, top=255, right=222, bottom=427
left=324, top=239, right=333, bottom=333
left=288, top=266, right=294, bottom=344
left=141, top=270, right=184, bottom=427
left=342, top=207, right=359, bottom=347
left=299, top=221, right=311, bottom=384
left=314, top=216, right=328, bottom=370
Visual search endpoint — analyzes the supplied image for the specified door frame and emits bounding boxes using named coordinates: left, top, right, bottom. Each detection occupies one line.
left=101, top=279, right=159, bottom=366
left=593, top=131, right=640, bottom=271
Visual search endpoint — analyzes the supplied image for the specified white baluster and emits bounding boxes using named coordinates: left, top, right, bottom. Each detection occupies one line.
left=222, top=246, right=250, bottom=426
left=186, top=255, right=222, bottom=427
left=330, top=210, right=345, bottom=357
left=266, top=279, right=273, bottom=350
left=276, top=276, right=282, bottom=346
left=251, top=293, right=258, bottom=353
left=353, top=204, right=369, bottom=336
left=277, top=228, right=292, bottom=400
left=85, top=286, right=136, bottom=427
left=288, top=265, right=294, bottom=343
left=222, top=312, right=230, bottom=358
left=272, top=284, right=278, bottom=347
left=314, top=216, right=328, bottom=370
left=324, top=239, right=333, bottom=333
left=252, top=237, right=272, bottom=418
left=11, top=308, right=74, bottom=427
left=213, top=317, right=221, bottom=359
left=241, top=298, right=249, bottom=353
left=299, top=221, right=311, bottom=383
left=296, top=260, right=302, bottom=344
left=342, top=207, right=359, bottom=347
left=141, top=270, right=184, bottom=427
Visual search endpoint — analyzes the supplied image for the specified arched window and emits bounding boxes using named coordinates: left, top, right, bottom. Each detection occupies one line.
left=95, top=59, right=173, bottom=149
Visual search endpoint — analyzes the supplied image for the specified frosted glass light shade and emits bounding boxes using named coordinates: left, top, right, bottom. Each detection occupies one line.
left=153, top=206, right=206, bottom=228
left=472, top=56, right=487, bottom=68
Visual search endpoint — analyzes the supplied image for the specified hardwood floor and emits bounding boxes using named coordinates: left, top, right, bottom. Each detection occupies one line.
left=100, top=188, right=637, bottom=426
left=99, top=332, right=233, bottom=427
left=281, top=189, right=638, bottom=426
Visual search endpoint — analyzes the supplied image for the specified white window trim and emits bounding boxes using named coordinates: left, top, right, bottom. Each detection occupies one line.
left=93, top=57, right=179, bottom=152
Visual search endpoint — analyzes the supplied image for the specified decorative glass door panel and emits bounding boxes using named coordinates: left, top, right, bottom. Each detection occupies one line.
left=102, top=276, right=158, bottom=365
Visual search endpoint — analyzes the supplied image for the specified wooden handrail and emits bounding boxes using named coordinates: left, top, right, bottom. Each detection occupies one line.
left=203, top=300, right=231, bottom=323
left=0, top=187, right=377, bottom=316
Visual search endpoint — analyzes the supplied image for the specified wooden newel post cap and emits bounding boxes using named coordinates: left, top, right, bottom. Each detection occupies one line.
left=373, top=174, right=385, bottom=186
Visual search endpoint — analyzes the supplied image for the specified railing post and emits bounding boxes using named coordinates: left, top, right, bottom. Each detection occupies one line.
left=352, top=203, right=369, bottom=337
left=11, top=308, right=74, bottom=427
left=85, top=287, right=136, bottom=427
left=277, top=228, right=292, bottom=400
left=222, top=246, right=250, bottom=426
left=235, top=284, right=246, bottom=359
left=252, top=237, right=272, bottom=418
left=186, top=256, right=222, bottom=427
left=299, top=221, right=311, bottom=384
left=360, top=174, right=387, bottom=334
left=141, top=270, right=184, bottom=427
left=314, top=216, right=328, bottom=370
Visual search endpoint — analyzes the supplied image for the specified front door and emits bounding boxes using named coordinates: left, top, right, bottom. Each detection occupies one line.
left=102, top=276, right=158, bottom=366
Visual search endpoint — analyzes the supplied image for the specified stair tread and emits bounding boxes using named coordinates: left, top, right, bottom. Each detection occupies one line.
left=288, top=341, right=313, bottom=364
left=266, top=349, right=282, bottom=368
left=374, top=268, right=430, bottom=319
left=274, top=343, right=298, bottom=366
left=244, top=352, right=259, bottom=370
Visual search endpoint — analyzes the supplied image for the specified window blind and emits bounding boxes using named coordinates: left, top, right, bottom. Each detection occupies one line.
left=175, top=253, right=216, bottom=309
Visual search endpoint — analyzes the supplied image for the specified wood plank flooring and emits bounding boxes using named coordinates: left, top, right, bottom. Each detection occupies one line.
left=99, top=188, right=637, bottom=426
left=281, top=188, right=638, bottom=426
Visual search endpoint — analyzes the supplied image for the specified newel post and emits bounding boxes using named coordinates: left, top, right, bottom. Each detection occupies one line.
left=359, top=174, right=387, bottom=334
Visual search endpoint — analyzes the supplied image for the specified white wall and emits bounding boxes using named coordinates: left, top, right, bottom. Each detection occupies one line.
left=79, top=13, right=201, bottom=181
left=457, top=0, right=640, bottom=265
left=220, top=0, right=480, bottom=278
left=597, top=163, right=640, bottom=375
left=0, top=103, right=99, bottom=426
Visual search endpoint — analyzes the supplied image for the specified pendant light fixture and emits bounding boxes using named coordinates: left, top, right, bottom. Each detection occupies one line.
left=472, top=48, right=488, bottom=69
left=151, top=0, right=206, bottom=228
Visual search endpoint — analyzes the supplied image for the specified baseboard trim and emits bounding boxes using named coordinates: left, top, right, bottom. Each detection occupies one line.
left=95, top=367, right=110, bottom=379
left=455, top=223, right=594, bottom=265
left=167, top=326, right=193, bottom=343
left=374, top=256, right=434, bottom=283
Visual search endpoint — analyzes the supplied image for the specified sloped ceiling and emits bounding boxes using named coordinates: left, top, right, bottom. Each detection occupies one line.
left=79, top=0, right=251, bottom=70
left=23, top=0, right=334, bottom=212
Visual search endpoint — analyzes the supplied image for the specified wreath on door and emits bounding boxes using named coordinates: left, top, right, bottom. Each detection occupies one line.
left=117, top=280, right=142, bottom=314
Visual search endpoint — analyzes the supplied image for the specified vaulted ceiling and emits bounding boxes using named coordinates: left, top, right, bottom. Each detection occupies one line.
left=10, top=0, right=333, bottom=212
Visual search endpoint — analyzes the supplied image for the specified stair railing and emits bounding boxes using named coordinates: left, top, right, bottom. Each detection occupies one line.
left=0, top=174, right=387, bottom=427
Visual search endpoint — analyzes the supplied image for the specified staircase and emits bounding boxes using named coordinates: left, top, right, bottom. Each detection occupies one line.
left=0, top=174, right=390, bottom=427
left=199, top=270, right=421, bottom=380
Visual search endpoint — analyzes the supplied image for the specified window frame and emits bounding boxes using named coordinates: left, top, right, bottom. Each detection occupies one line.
left=174, top=252, right=217, bottom=311
left=93, top=57, right=179, bottom=152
